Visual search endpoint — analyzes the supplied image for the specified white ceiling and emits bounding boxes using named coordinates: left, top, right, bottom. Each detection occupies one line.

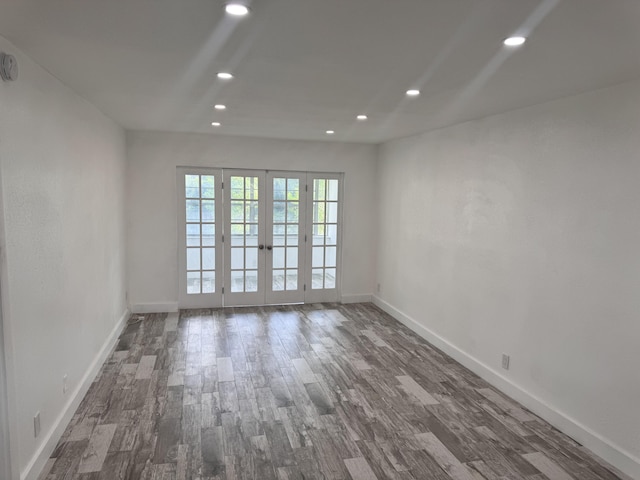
left=1, top=0, right=640, bottom=143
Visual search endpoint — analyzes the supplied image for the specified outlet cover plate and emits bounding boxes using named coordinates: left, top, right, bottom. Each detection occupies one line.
left=502, top=354, right=510, bottom=370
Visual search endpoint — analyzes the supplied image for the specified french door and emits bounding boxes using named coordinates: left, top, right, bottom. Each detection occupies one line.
left=266, top=171, right=307, bottom=305
left=224, top=170, right=265, bottom=306
left=178, top=168, right=342, bottom=307
left=178, top=169, right=224, bottom=308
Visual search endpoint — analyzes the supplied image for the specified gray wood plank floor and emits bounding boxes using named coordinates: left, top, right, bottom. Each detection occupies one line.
left=40, top=303, right=627, bottom=480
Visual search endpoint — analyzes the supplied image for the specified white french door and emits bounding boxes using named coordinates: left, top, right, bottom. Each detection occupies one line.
left=178, top=169, right=224, bottom=308
left=223, top=170, right=265, bottom=306
left=305, top=174, right=341, bottom=303
left=266, top=171, right=306, bottom=305
left=178, top=168, right=342, bottom=308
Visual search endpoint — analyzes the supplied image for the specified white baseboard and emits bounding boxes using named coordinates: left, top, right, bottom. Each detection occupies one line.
left=341, top=294, right=372, bottom=304
left=22, top=308, right=130, bottom=480
left=372, top=296, right=640, bottom=480
left=131, top=302, right=178, bottom=314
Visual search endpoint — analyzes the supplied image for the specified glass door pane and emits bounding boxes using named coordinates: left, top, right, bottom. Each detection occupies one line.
left=266, top=172, right=306, bottom=304
left=305, top=173, right=342, bottom=303
left=223, top=170, right=266, bottom=306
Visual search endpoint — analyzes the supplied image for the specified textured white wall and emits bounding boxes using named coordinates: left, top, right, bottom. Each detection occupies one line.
left=376, top=79, right=640, bottom=477
left=0, top=36, right=127, bottom=478
left=126, top=131, right=377, bottom=310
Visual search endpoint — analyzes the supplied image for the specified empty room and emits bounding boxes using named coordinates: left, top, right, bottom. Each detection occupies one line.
left=0, top=0, right=639, bottom=479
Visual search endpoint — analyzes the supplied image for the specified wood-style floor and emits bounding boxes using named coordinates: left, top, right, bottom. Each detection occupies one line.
left=40, top=303, right=626, bottom=480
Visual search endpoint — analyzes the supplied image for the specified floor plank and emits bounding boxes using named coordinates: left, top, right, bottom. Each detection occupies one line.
left=396, top=375, right=440, bottom=406
left=291, top=358, right=318, bottom=384
left=77, top=424, right=117, bottom=474
left=134, top=355, right=157, bottom=380
left=217, top=357, right=235, bottom=382
left=344, top=456, right=380, bottom=479
left=523, top=451, right=576, bottom=480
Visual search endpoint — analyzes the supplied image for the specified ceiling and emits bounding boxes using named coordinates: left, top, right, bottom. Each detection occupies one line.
left=1, top=0, right=640, bottom=143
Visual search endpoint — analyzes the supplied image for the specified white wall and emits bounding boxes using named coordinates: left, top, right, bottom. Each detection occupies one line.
left=376, top=79, right=640, bottom=478
left=126, top=131, right=377, bottom=311
left=0, top=36, right=128, bottom=479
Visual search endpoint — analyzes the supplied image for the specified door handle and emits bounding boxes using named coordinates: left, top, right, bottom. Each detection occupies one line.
left=259, top=244, right=265, bottom=250
left=266, top=245, right=273, bottom=251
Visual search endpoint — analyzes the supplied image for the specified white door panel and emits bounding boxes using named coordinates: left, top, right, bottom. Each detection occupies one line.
left=266, top=172, right=306, bottom=305
left=223, top=170, right=265, bottom=306
left=178, top=168, right=223, bottom=308
left=305, top=173, right=342, bottom=303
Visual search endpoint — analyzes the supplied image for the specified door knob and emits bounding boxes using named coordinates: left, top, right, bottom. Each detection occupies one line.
left=259, top=244, right=265, bottom=250
left=266, top=245, right=273, bottom=251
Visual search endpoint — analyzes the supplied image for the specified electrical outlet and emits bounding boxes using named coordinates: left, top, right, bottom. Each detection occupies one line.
left=63, top=374, right=68, bottom=394
left=34, top=412, right=41, bottom=438
left=502, top=354, right=510, bottom=370
left=377, top=283, right=381, bottom=293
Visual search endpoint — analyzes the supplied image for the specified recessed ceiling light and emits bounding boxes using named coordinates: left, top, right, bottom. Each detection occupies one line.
left=214, top=104, right=226, bottom=110
left=357, top=115, right=368, bottom=121
left=225, top=3, right=249, bottom=16
left=406, top=89, right=420, bottom=97
left=504, top=36, right=526, bottom=47
left=211, top=122, right=221, bottom=127
left=217, top=72, right=233, bottom=80
left=326, top=130, right=335, bottom=135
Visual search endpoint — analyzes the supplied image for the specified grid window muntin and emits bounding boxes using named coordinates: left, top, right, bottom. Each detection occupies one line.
left=311, top=178, right=338, bottom=290
left=272, top=178, right=300, bottom=291
left=230, top=176, right=260, bottom=293
left=185, top=174, right=216, bottom=294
